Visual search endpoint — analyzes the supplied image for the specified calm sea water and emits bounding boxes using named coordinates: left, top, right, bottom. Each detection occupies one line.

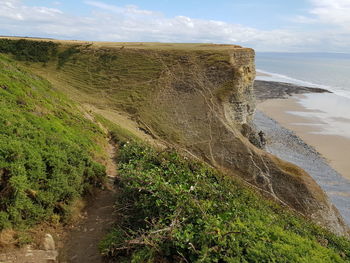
left=256, top=52, right=350, bottom=99
left=255, top=52, right=350, bottom=139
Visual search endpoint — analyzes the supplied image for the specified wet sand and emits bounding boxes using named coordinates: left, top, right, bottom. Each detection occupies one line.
left=254, top=110, right=350, bottom=226
left=253, top=81, right=350, bottom=226
left=257, top=96, right=350, bottom=180
left=256, top=71, right=271, bottom=77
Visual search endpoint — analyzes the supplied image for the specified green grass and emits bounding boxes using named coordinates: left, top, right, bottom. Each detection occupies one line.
left=0, top=54, right=106, bottom=232
left=100, top=142, right=350, bottom=262
left=0, top=38, right=238, bottom=145
left=94, top=114, right=141, bottom=143
left=2, top=39, right=348, bottom=261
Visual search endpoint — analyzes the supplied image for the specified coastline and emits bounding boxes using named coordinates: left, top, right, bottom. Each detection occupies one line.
left=254, top=80, right=350, bottom=226
left=257, top=95, right=350, bottom=180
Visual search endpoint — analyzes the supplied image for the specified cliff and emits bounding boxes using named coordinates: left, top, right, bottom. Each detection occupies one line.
left=2, top=39, right=348, bottom=236
left=132, top=46, right=349, bottom=236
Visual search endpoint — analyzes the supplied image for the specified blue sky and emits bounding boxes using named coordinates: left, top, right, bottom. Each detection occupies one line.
left=2, top=0, right=350, bottom=52
left=27, top=0, right=311, bottom=29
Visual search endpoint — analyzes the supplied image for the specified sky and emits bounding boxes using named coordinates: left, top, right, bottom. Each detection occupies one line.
left=1, top=0, right=350, bottom=52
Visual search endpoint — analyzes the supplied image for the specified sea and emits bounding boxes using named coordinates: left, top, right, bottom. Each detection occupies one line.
left=255, top=52, right=350, bottom=139
left=255, top=52, right=350, bottom=226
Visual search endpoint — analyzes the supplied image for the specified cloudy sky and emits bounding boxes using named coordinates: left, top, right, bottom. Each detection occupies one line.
left=1, top=0, right=350, bottom=52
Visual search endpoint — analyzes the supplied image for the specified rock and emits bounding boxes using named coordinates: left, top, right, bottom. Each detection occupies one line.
left=153, top=47, right=349, bottom=237
left=43, top=234, right=55, bottom=251
left=318, top=238, right=329, bottom=247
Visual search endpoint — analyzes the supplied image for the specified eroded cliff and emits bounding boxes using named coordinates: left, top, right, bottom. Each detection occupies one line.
left=148, top=47, right=348, bottom=236
left=17, top=40, right=349, bottom=236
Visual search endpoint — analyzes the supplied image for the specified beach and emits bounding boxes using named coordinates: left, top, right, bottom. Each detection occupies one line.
left=254, top=80, right=350, bottom=225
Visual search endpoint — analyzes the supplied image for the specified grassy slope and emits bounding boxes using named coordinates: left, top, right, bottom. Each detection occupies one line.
left=1, top=39, right=350, bottom=261
left=0, top=54, right=107, bottom=238
left=101, top=141, right=350, bottom=263
left=20, top=40, right=239, bottom=144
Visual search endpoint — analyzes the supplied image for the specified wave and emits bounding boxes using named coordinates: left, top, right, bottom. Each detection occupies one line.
left=255, top=69, right=350, bottom=100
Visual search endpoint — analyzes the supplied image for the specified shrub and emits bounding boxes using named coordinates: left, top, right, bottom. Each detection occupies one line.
left=57, top=46, right=80, bottom=69
left=0, top=55, right=106, bottom=230
left=0, top=39, right=58, bottom=63
left=101, top=142, right=350, bottom=262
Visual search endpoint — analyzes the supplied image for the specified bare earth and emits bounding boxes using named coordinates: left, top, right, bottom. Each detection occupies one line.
left=58, top=182, right=117, bottom=263
left=58, top=139, right=119, bottom=263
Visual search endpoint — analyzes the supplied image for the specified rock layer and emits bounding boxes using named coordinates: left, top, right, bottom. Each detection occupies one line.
left=26, top=42, right=349, bottom=236
left=151, top=47, right=349, bottom=236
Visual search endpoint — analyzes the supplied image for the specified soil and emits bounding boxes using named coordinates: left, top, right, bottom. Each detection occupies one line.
left=58, top=181, right=117, bottom=263
left=58, top=139, right=119, bottom=263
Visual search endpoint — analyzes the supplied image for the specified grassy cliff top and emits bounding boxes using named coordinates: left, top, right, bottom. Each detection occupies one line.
left=0, top=36, right=247, bottom=51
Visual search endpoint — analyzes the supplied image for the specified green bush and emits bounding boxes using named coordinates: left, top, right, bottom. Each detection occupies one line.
left=0, top=55, right=106, bottom=230
left=57, top=46, right=80, bottom=69
left=0, top=39, right=58, bottom=63
left=101, top=142, right=350, bottom=262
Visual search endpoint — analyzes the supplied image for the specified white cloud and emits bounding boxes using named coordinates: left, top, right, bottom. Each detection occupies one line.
left=295, top=0, right=350, bottom=28
left=0, top=0, right=349, bottom=52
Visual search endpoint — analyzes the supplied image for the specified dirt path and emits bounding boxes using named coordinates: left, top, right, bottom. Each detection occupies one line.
left=59, top=140, right=118, bottom=263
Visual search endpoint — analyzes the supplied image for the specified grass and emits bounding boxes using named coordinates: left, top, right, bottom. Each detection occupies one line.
left=0, top=37, right=245, bottom=51
left=2, top=38, right=348, bottom=261
left=94, top=114, right=141, bottom=143
left=0, top=54, right=107, bottom=236
left=18, top=41, right=238, bottom=145
left=100, top=142, right=350, bottom=263
left=0, top=39, right=251, bottom=150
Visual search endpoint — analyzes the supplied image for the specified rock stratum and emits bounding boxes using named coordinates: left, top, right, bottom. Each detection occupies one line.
left=2, top=38, right=348, bottom=237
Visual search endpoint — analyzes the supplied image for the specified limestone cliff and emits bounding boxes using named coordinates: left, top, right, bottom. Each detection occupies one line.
left=146, top=47, right=347, bottom=236
left=23, top=41, right=349, bottom=236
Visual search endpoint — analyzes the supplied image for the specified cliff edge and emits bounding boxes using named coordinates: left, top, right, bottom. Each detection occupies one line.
left=6, top=39, right=348, bottom=236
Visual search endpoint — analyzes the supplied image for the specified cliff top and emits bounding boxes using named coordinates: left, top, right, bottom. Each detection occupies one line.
left=0, top=36, right=248, bottom=51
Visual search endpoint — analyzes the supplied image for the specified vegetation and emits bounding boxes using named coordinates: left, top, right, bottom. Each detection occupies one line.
left=101, top=142, right=350, bottom=262
left=0, top=39, right=58, bottom=63
left=57, top=46, right=80, bottom=69
left=0, top=38, right=244, bottom=147
left=1, top=38, right=349, bottom=261
left=0, top=38, right=81, bottom=68
left=0, top=54, right=106, bottom=232
left=94, top=114, right=141, bottom=143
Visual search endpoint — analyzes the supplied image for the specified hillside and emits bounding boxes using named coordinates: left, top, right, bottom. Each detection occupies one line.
left=0, top=52, right=107, bottom=244
left=100, top=141, right=350, bottom=262
left=15, top=39, right=347, bottom=233
left=0, top=38, right=349, bottom=262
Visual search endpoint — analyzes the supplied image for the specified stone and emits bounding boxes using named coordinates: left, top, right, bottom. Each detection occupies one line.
left=43, top=234, right=55, bottom=251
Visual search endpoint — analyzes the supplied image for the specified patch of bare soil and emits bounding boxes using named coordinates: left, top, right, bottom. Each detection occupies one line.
left=58, top=181, right=117, bottom=263
left=58, top=140, right=118, bottom=263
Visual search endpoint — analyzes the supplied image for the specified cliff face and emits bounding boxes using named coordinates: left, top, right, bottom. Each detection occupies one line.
left=23, top=42, right=348, bottom=236
left=147, top=47, right=349, bottom=236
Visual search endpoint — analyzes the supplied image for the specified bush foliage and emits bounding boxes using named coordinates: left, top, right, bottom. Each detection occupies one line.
left=101, top=142, right=350, bottom=262
left=0, top=55, right=106, bottom=230
left=0, top=39, right=58, bottom=63
left=57, top=46, right=80, bottom=69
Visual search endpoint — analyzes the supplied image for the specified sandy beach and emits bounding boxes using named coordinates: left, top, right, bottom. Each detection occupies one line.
left=254, top=80, right=350, bottom=225
left=256, top=71, right=271, bottom=77
left=258, top=96, right=350, bottom=180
